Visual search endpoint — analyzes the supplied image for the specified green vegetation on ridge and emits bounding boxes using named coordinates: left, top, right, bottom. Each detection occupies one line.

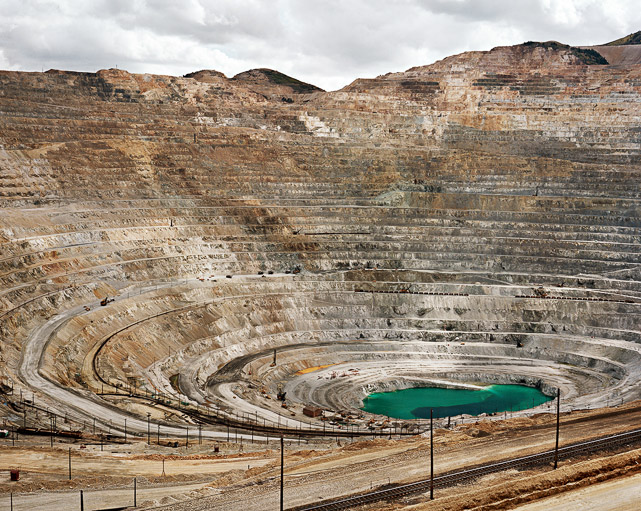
left=234, top=68, right=323, bottom=93
left=521, top=41, right=608, bottom=65
left=605, top=31, right=641, bottom=46
left=259, top=69, right=323, bottom=93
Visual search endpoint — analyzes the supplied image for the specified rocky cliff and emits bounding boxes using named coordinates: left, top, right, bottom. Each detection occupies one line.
left=0, top=41, right=639, bottom=203
left=2, top=41, right=641, bottom=433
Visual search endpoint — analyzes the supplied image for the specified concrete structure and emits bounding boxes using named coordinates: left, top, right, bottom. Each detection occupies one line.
left=303, top=406, right=323, bottom=418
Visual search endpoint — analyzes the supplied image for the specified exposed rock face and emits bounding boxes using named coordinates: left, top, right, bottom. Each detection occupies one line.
left=0, top=43, right=639, bottom=203
left=1, top=41, right=641, bottom=432
left=586, top=45, right=641, bottom=66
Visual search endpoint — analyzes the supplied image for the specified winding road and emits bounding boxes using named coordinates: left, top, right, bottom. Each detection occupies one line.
left=16, top=283, right=234, bottom=440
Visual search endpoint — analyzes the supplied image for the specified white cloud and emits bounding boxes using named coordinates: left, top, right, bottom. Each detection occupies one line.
left=0, top=0, right=639, bottom=90
left=0, top=48, right=15, bottom=70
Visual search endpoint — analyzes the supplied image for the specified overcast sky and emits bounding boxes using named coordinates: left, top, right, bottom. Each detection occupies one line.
left=0, top=0, right=638, bottom=91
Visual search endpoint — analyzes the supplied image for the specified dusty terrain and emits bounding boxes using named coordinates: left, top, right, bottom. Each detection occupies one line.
left=513, top=471, right=641, bottom=511
left=3, top=403, right=641, bottom=510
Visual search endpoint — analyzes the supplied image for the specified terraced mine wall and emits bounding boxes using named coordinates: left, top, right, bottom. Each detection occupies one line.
left=1, top=43, right=641, bottom=435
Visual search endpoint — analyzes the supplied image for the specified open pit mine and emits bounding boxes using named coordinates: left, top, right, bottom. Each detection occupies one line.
left=2, top=36, right=641, bottom=510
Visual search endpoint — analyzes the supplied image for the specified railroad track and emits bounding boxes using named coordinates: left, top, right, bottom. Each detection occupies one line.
left=91, top=313, right=422, bottom=439
left=293, top=427, right=641, bottom=511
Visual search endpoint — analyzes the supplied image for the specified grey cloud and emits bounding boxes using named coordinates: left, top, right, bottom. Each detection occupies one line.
left=0, top=0, right=640, bottom=90
left=416, top=0, right=546, bottom=22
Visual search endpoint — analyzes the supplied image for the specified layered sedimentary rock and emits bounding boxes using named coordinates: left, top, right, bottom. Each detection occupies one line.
left=1, top=41, right=641, bottom=429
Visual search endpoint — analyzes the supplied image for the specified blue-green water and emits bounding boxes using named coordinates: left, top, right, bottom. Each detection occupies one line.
left=361, top=384, right=553, bottom=419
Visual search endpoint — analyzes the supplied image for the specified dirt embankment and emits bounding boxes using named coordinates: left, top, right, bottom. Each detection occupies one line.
left=371, top=449, right=641, bottom=511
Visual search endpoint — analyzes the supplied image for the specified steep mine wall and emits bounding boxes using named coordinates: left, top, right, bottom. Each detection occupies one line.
left=0, top=44, right=640, bottom=203
left=2, top=42, right=641, bottom=430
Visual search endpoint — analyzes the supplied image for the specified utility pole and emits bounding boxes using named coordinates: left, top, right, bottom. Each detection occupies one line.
left=147, top=413, right=151, bottom=445
left=280, top=436, right=285, bottom=511
left=554, top=388, right=561, bottom=469
left=68, top=447, right=72, bottom=480
left=430, top=409, right=434, bottom=500
left=124, top=418, right=127, bottom=443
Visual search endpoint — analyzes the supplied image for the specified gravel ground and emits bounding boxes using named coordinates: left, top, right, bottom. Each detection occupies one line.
left=137, top=404, right=641, bottom=510
left=513, top=471, right=641, bottom=511
left=4, top=404, right=641, bottom=510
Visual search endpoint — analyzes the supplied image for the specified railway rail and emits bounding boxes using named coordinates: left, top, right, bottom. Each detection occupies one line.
left=293, top=427, right=641, bottom=510
left=89, top=303, right=423, bottom=439
left=93, top=339, right=421, bottom=439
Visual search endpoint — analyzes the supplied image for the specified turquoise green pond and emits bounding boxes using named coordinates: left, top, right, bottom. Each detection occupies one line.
left=361, top=384, right=553, bottom=419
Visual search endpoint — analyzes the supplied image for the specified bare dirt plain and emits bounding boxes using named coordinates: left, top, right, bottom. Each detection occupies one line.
left=513, top=471, right=641, bottom=511
left=2, top=402, right=641, bottom=510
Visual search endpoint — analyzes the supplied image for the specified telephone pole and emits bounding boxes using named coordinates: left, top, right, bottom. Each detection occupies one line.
left=430, top=409, right=434, bottom=500
left=554, top=388, right=561, bottom=469
left=280, top=436, right=285, bottom=511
